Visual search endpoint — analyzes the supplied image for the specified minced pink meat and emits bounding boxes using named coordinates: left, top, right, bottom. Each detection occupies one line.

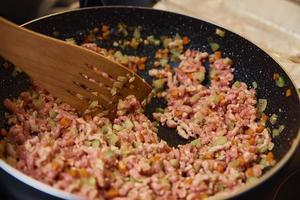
left=1, top=49, right=275, bottom=200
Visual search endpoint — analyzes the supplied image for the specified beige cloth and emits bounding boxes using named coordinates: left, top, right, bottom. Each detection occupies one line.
left=154, top=0, right=300, bottom=88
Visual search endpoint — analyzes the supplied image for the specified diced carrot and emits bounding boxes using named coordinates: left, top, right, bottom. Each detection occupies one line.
left=175, top=110, right=182, bottom=117
left=273, top=73, right=279, bottom=80
left=211, top=75, right=219, bottom=81
left=199, top=192, right=208, bottom=199
left=138, top=133, right=145, bottom=142
left=256, top=124, right=265, bottom=133
left=170, top=89, right=179, bottom=97
left=188, top=73, right=194, bottom=79
left=51, top=162, right=61, bottom=171
left=216, top=164, right=225, bottom=173
left=245, top=128, right=254, bottom=135
left=156, top=92, right=162, bottom=98
left=232, top=139, right=238, bottom=145
left=101, top=25, right=109, bottom=32
left=118, top=161, right=127, bottom=173
left=102, top=31, right=110, bottom=40
left=249, top=146, right=257, bottom=153
left=237, top=156, right=246, bottom=166
left=105, top=188, right=119, bottom=199
left=149, top=155, right=160, bottom=163
left=68, top=168, right=78, bottom=177
left=92, top=27, right=99, bottom=33
left=182, top=36, right=190, bottom=45
left=246, top=167, right=254, bottom=177
left=140, top=56, right=147, bottom=63
left=185, top=178, right=193, bottom=185
left=138, top=63, right=145, bottom=70
left=261, top=114, right=269, bottom=122
left=214, top=51, right=222, bottom=60
left=266, top=152, right=274, bottom=163
left=78, top=168, right=90, bottom=177
left=286, top=89, right=292, bottom=97
left=59, top=117, right=71, bottom=128
left=219, top=94, right=225, bottom=102
left=248, top=137, right=255, bottom=145
left=205, top=153, right=213, bottom=159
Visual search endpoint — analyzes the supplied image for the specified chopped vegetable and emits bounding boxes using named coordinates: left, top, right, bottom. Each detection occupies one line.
left=152, top=79, right=165, bottom=91
left=190, top=138, right=201, bottom=147
left=269, top=114, right=278, bottom=125
left=105, top=188, right=119, bottom=199
left=106, top=133, right=118, bottom=146
left=117, top=23, right=128, bottom=37
left=124, top=119, right=134, bottom=129
left=91, top=139, right=100, bottom=148
left=259, top=145, right=268, bottom=153
left=209, top=94, right=221, bottom=104
left=213, top=136, right=227, bottom=146
left=155, top=107, right=164, bottom=113
left=209, top=42, right=220, bottom=52
left=259, top=158, right=268, bottom=167
left=33, top=98, right=43, bottom=109
left=228, top=121, right=235, bottom=131
left=229, top=159, right=238, bottom=168
left=81, top=177, right=96, bottom=186
left=246, top=177, right=258, bottom=184
left=111, top=87, right=117, bottom=96
left=159, top=59, right=168, bottom=67
left=65, top=38, right=76, bottom=44
left=113, top=124, right=123, bottom=131
left=276, top=76, right=285, bottom=87
left=190, top=95, right=200, bottom=104
left=233, top=81, right=241, bottom=88
left=59, top=117, right=71, bottom=128
left=217, top=183, right=224, bottom=191
left=89, top=100, right=98, bottom=109
left=133, top=26, right=141, bottom=39
left=286, top=89, right=292, bottom=97
left=182, top=36, right=190, bottom=45
left=193, top=72, right=205, bottom=83
left=49, top=110, right=57, bottom=119
left=252, top=81, right=258, bottom=89
left=257, top=99, right=267, bottom=113
left=216, top=28, right=226, bottom=37
left=272, top=129, right=280, bottom=137
left=152, top=121, right=159, bottom=127
left=105, top=150, right=115, bottom=158
left=273, top=73, right=285, bottom=87
left=268, top=142, right=274, bottom=150
left=278, top=125, right=285, bottom=133
left=170, top=159, right=179, bottom=168
left=146, top=35, right=160, bottom=46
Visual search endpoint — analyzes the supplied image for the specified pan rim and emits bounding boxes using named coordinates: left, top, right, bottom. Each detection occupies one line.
left=0, top=6, right=299, bottom=200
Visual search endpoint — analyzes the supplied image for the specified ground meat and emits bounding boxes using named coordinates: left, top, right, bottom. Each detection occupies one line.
left=1, top=49, right=275, bottom=200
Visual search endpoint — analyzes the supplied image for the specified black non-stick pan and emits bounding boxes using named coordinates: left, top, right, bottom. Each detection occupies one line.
left=0, top=7, right=299, bottom=200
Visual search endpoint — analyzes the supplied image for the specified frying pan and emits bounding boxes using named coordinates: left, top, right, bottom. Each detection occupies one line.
left=0, top=6, right=299, bottom=200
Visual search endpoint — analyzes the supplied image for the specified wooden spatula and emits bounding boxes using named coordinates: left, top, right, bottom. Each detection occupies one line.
left=0, top=17, right=152, bottom=115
